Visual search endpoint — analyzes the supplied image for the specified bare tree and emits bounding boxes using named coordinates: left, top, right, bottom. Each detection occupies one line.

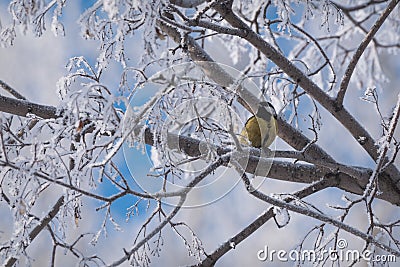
left=0, top=0, right=400, bottom=266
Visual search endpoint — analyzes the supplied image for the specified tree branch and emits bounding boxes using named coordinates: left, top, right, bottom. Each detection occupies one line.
left=212, top=1, right=400, bottom=193
left=157, top=19, right=335, bottom=163
left=108, top=156, right=227, bottom=266
left=4, top=196, right=65, bottom=267
left=336, top=0, right=399, bottom=105
left=108, top=196, right=186, bottom=266
left=170, top=0, right=206, bottom=8
left=143, top=126, right=400, bottom=205
left=364, top=93, right=400, bottom=196
left=0, top=80, right=26, bottom=100
left=157, top=18, right=400, bottom=205
left=332, top=0, right=389, bottom=12
left=236, top=166, right=400, bottom=258
left=0, top=94, right=57, bottom=119
left=1, top=82, right=399, bottom=205
left=195, top=177, right=339, bottom=266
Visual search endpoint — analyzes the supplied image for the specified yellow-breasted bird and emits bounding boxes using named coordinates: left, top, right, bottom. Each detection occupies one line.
left=240, top=101, right=277, bottom=148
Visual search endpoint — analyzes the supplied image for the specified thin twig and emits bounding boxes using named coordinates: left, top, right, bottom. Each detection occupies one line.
left=108, top=156, right=226, bottom=266
left=0, top=80, right=26, bottom=100
left=364, top=93, right=400, bottom=197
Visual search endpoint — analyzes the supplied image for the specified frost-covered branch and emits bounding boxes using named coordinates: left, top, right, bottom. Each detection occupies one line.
left=1, top=59, right=398, bottom=206
left=211, top=1, right=400, bottom=192
left=109, top=197, right=186, bottom=266
left=108, top=156, right=227, bottom=266
left=364, top=93, right=400, bottom=197
left=4, top=196, right=64, bottom=267
left=157, top=18, right=335, bottom=160
left=336, top=0, right=400, bottom=104
left=2, top=84, right=400, bottom=207
left=195, top=177, right=339, bottom=266
left=234, top=162, right=400, bottom=258
left=145, top=127, right=399, bottom=204
left=157, top=15, right=400, bottom=205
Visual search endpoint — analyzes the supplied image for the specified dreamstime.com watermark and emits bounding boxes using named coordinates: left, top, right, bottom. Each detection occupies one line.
left=257, top=239, right=397, bottom=264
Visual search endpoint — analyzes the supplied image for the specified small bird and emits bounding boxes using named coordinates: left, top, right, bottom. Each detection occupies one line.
left=240, top=101, right=277, bottom=148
